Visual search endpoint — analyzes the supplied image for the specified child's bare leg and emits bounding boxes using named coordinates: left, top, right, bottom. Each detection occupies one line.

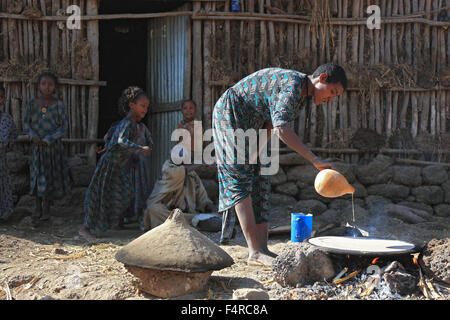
left=234, top=197, right=275, bottom=267
left=78, top=225, right=96, bottom=239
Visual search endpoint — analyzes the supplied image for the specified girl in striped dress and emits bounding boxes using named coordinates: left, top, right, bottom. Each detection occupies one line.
left=79, top=87, right=151, bottom=239
left=23, top=72, right=71, bottom=228
left=0, top=86, right=18, bottom=220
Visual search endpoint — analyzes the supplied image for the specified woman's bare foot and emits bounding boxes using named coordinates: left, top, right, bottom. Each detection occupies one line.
left=78, top=226, right=96, bottom=240
left=247, top=251, right=275, bottom=268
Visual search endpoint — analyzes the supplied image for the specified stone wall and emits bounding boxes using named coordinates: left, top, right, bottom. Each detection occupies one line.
left=9, top=151, right=450, bottom=219
left=198, top=153, right=450, bottom=219
left=9, top=151, right=94, bottom=215
left=269, top=153, right=450, bottom=218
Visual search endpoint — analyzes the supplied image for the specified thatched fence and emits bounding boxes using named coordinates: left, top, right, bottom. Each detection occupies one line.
left=196, top=0, right=450, bottom=163
left=1, top=0, right=449, bottom=165
left=0, top=0, right=102, bottom=163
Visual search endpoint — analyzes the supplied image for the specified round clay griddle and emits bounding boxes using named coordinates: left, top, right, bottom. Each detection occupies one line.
left=308, top=236, right=417, bottom=256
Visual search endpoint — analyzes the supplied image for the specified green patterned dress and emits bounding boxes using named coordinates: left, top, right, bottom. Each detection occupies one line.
left=23, top=99, right=71, bottom=199
left=83, top=116, right=147, bottom=232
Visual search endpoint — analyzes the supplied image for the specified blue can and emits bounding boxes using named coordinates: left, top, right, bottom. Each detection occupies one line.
left=291, top=213, right=313, bottom=242
left=231, top=0, right=241, bottom=12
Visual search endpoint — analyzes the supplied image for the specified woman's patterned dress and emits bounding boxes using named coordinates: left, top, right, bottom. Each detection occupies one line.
left=212, top=68, right=309, bottom=224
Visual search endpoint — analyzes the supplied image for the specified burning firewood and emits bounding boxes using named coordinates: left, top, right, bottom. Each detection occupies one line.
left=333, top=267, right=348, bottom=282
left=333, top=270, right=361, bottom=285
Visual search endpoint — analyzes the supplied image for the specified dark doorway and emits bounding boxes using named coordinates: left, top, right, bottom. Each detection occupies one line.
left=98, top=0, right=187, bottom=138
left=98, top=19, right=147, bottom=138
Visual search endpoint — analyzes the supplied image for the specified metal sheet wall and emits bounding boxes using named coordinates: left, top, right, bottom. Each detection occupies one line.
left=147, top=16, right=189, bottom=188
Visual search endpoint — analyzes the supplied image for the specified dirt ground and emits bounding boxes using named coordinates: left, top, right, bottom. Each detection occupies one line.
left=0, top=205, right=448, bottom=300
left=0, top=205, right=295, bottom=300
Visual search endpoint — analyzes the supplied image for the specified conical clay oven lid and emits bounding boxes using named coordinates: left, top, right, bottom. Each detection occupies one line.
left=115, top=209, right=234, bottom=273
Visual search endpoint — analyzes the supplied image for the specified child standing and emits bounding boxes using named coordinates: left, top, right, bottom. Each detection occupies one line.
left=23, top=73, right=71, bottom=228
left=79, top=86, right=151, bottom=239
left=0, top=86, right=18, bottom=220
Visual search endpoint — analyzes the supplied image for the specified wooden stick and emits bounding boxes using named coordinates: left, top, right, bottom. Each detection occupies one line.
left=42, top=17, right=48, bottom=61
left=186, top=12, right=192, bottom=100
left=27, top=0, right=34, bottom=62
left=392, top=92, right=398, bottom=131
left=421, top=91, right=430, bottom=133
left=50, top=0, right=59, bottom=68
left=310, top=101, right=317, bottom=147
left=411, top=93, right=418, bottom=138
left=258, top=0, right=267, bottom=67
left=375, top=91, right=382, bottom=134
left=80, top=86, right=86, bottom=153
left=440, top=91, right=446, bottom=133
left=430, top=91, right=436, bottom=135
left=266, top=0, right=276, bottom=65
left=0, top=77, right=107, bottom=86
left=8, top=18, right=20, bottom=62
left=0, top=10, right=449, bottom=26
left=192, top=1, right=202, bottom=119
left=86, top=0, right=99, bottom=166
left=248, top=0, right=255, bottom=73
left=32, top=0, right=40, bottom=60
left=15, top=136, right=104, bottom=143
left=380, top=0, right=385, bottom=63
left=342, top=0, right=348, bottom=66
left=333, top=270, right=361, bottom=285
left=322, top=103, right=328, bottom=146
left=391, top=0, right=398, bottom=64
left=386, top=91, right=392, bottom=137
left=287, top=0, right=294, bottom=62
left=203, top=1, right=212, bottom=129
left=358, top=0, right=364, bottom=65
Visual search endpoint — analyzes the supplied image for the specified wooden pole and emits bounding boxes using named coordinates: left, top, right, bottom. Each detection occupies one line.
left=50, top=0, right=59, bottom=68
left=258, top=0, right=267, bottom=67
left=248, top=0, right=255, bottom=73
left=266, top=0, right=276, bottom=65
left=203, top=1, right=212, bottom=129
left=86, top=0, right=99, bottom=166
left=411, top=93, right=418, bottom=138
left=192, top=1, right=203, bottom=120
left=40, top=0, right=48, bottom=61
left=391, top=0, right=398, bottom=64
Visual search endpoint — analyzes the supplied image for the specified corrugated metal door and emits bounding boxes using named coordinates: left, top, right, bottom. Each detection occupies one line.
left=147, top=16, right=190, bottom=188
